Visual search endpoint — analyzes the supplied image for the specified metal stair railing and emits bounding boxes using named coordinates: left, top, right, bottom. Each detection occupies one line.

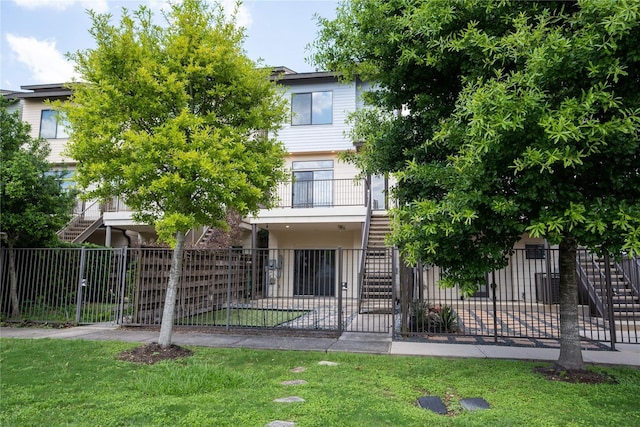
left=576, top=250, right=607, bottom=320
left=57, top=200, right=104, bottom=242
left=617, top=256, right=640, bottom=299
left=357, top=180, right=372, bottom=310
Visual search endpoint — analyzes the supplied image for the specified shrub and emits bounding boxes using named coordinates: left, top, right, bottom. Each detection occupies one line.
left=410, top=300, right=459, bottom=333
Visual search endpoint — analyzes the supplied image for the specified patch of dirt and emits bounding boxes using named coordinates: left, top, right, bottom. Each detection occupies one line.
left=118, top=343, right=193, bottom=365
left=4, top=321, right=75, bottom=329
left=533, top=367, right=617, bottom=384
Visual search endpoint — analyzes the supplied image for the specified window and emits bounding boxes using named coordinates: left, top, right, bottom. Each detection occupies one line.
left=292, top=160, right=333, bottom=208
left=291, top=91, right=332, bottom=125
left=525, top=244, right=546, bottom=259
left=370, top=174, right=388, bottom=210
left=39, top=110, right=69, bottom=139
left=45, top=170, right=75, bottom=191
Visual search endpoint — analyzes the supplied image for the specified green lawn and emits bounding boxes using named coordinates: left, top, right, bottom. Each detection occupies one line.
left=184, top=308, right=310, bottom=327
left=1, top=338, right=638, bottom=427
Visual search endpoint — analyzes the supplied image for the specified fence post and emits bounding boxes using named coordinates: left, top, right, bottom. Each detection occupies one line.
left=117, top=247, right=128, bottom=325
left=392, top=247, right=398, bottom=336
left=75, top=246, right=87, bottom=324
left=491, top=271, right=498, bottom=343
left=338, top=247, right=343, bottom=334
left=603, top=254, right=617, bottom=351
left=226, top=246, right=232, bottom=332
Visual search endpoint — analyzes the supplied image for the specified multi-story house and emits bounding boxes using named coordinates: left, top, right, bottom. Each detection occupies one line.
left=7, top=71, right=637, bottom=327
left=5, top=69, right=397, bottom=312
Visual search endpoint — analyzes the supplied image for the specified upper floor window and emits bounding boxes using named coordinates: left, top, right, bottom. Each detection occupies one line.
left=45, top=170, right=75, bottom=192
left=39, top=110, right=69, bottom=139
left=291, top=91, right=332, bottom=125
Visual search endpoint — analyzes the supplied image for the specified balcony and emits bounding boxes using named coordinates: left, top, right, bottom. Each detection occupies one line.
left=99, top=178, right=369, bottom=227
left=273, top=178, right=367, bottom=208
left=253, top=177, right=368, bottom=225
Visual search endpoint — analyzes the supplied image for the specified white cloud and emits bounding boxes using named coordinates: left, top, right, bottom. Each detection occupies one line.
left=12, top=0, right=108, bottom=13
left=6, top=34, right=79, bottom=84
left=219, top=0, right=253, bottom=28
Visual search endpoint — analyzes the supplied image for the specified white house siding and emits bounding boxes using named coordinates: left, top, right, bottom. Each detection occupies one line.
left=284, top=153, right=359, bottom=179
left=422, top=235, right=550, bottom=302
left=276, top=80, right=356, bottom=153
left=21, top=98, right=72, bottom=165
left=5, top=97, right=23, bottom=116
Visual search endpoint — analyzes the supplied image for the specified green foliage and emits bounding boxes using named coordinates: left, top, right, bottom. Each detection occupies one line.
left=1, top=338, right=639, bottom=426
left=0, top=96, right=75, bottom=248
left=60, top=0, right=288, bottom=248
left=312, top=0, right=640, bottom=292
left=410, top=300, right=459, bottom=333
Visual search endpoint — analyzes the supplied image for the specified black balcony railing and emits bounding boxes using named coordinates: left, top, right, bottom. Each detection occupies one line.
left=102, top=179, right=367, bottom=213
left=273, top=178, right=367, bottom=209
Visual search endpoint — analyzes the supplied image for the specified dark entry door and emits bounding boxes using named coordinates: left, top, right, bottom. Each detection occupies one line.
left=294, top=249, right=335, bottom=296
left=292, top=171, right=313, bottom=208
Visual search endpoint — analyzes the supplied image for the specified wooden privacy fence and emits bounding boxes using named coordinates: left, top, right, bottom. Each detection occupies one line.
left=129, top=248, right=257, bottom=325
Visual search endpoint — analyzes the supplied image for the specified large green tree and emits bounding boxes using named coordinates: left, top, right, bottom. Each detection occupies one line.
left=312, top=0, right=640, bottom=371
left=62, top=0, right=288, bottom=348
left=0, top=96, right=76, bottom=319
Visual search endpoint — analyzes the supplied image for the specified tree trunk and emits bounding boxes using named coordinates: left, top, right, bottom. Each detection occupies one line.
left=158, top=230, right=185, bottom=349
left=8, top=241, right=20, bottom=320
left=555, top=236, right=585, bottom=371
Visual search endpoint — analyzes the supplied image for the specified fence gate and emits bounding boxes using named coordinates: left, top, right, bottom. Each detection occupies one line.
left=0, top=247, right=128, bottom=326
left=340, top=248, right=396, bottom=334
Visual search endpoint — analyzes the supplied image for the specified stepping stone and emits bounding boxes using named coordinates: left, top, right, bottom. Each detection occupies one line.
left=460, top=398, right=490, bottom=411
left=291, top=367, right=306, bottom=373
left=318, top=361, right=338, bottom=366
left=281, top=380, right=307, bottom=386
left=417, top=396, right=447, bottom=415
left=266, top=422, right=295, bottom=427
left=274, top=396, right=305, bottom=403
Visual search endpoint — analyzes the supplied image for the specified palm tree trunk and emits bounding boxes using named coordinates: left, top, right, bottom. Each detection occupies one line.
left=555, top=235, right=585, bottom=371
left=158, top=230, right=185, bottom=349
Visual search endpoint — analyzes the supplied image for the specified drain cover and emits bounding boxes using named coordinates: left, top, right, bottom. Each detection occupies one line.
left=417, top=396, right=447, bottom=414
left=460, top=398, right=490, bottom=411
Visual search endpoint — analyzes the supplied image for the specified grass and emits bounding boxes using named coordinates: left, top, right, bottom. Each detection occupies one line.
left=0, top=338, right=638, bottom=427
left=4, top=302, right=124, bottom=324
left=184, top=308, right=309, bottom=327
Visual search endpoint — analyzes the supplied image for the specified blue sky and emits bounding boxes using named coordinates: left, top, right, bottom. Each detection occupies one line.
left=0, top=0, right=338, bottom=91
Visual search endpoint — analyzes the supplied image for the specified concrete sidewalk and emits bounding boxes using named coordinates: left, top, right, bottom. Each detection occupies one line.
left=1, top=325, right=638, bottom=367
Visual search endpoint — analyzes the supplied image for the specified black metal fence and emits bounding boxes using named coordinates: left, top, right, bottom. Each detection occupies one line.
left=1, top=247, right=638, bottom=345
left=400, top=249, right=640, bottom=346
left=0, top=247, right=128, bottom=325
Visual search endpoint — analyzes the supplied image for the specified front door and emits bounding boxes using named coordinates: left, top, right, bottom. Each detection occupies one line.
left=370, top=174, right=388, bottom=210
left=294, top=249, right=335, bottom=296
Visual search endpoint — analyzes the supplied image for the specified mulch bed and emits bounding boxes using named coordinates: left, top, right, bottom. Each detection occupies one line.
left=118, top=343, right=193, bottom=364
left=533, top=367, right=617, bottom=384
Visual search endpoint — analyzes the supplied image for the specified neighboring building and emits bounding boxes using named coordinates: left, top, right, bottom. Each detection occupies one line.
left=7, top=84, right=139, bottom=247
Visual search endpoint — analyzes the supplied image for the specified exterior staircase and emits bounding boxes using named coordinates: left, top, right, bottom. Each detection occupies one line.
left=577, top=251, right=640, bottom=322
left=359, top=214, right=394, bottom=314
left=57, top=201, right=104, bottom=243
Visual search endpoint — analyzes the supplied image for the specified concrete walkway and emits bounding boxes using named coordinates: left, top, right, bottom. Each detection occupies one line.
left=1, top=325, right=638, bottom=367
